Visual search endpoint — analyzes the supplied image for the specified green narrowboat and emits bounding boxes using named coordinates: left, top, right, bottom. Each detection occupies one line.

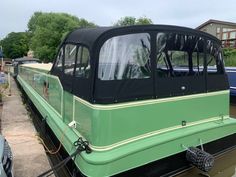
left=17, top=25, right=236, bottom=176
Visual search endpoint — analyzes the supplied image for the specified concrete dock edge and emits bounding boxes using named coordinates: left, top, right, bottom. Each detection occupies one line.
left=1, top=77, right=54, bottom=177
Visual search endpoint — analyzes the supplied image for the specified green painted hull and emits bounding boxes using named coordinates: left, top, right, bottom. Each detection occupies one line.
left=17, top=65, right=236, bottom=176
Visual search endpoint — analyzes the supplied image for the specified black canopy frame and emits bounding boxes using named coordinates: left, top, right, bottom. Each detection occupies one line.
left=51, top=25, right=228, bottom=104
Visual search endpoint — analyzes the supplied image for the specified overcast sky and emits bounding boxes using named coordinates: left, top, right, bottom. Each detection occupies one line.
left=1, top=0, right=236, bottom=39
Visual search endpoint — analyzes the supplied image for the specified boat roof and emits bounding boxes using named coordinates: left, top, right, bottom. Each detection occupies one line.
left=13, top=57, right=40, bottom=62
left=64, top=25, right=221, bottom=49
left=22, top=63, right=53, bottom=71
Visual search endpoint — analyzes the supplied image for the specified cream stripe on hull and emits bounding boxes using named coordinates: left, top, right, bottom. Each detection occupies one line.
left=74, top=90, right=229, bottom=110
left=88, top=116, right=229, bottom=151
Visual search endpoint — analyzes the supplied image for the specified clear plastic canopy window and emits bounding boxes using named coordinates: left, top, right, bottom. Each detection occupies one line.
left=156, top=33, right=206, bottom=77
left=156, top=33, right=223, bottom=76
left=64, top=44, right=77, bottom=75
left=98, top=33, right=151, bottom=80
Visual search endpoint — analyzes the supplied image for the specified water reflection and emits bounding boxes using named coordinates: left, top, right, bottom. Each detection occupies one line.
left=177, top=103, right=236, bottom=177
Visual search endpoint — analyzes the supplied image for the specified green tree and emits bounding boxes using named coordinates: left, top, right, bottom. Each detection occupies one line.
left=0, top=32, right=31, bottom=59
left=136, top=16, right=153, bottom=25
left=114, top=16, right=153, bottom=26
left=28, top=12, right=96, bottom=62
left=114, top=16, right=136, bottom=26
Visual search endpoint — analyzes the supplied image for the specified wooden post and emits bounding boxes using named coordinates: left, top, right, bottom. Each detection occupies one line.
left=8, top=67, right=11, bottom=96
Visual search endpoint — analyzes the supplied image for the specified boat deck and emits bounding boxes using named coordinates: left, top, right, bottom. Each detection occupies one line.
left=22, top=63, right=53, bottom=72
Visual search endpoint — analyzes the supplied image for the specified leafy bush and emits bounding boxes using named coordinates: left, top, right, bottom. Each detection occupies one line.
left=223, top=48, right=236, bottom=66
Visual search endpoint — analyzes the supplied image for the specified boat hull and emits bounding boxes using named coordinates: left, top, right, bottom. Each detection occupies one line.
left=116, top=133, right=236, bottom=177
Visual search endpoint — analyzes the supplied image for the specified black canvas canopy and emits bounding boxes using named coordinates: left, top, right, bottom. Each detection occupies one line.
left=64, top=27, right=114, bottom=49
left=63, top=25, right=220, bottom=49
left=51, top=25, right=228, bottom=104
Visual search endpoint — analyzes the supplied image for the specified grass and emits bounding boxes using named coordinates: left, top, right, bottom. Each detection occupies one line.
left=1, top=83, right=8, bottom=90
left=0, top=82, right=9, bottom=103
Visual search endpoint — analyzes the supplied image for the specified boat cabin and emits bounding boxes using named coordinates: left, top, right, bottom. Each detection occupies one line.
left=51, top=25, right=228, bottom=104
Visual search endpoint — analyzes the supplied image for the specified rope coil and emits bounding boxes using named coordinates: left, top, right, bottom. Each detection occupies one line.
left=37, top=137, right=92, bottom=177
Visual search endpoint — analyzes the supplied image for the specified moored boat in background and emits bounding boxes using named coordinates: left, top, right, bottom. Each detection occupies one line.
left=11, top=57, right=40, bottom=77
left=226, top=67, right=236, bottom=97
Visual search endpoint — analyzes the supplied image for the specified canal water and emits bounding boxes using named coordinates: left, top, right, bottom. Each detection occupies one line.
left=177, top=103, right=236, bottom=177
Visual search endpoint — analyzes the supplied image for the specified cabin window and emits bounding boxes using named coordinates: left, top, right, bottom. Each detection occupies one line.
left=156, top=33, right=205, bottom=77
left=64, top=44, right=77, bottom=75
left=206, top=40, right=224, bottom=74
left=75, top=46, right=90, bottom=78
left=192, top=52, right=204, bottom=74
left=98, top=33, right=151, bottom=80
left=170, top=51, right=189, bottom=76
left=55, top=47, right=64, bottom=71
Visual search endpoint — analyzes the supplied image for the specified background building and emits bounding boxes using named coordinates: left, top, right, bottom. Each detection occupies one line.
left=196, top=19, right=236, bottom=48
